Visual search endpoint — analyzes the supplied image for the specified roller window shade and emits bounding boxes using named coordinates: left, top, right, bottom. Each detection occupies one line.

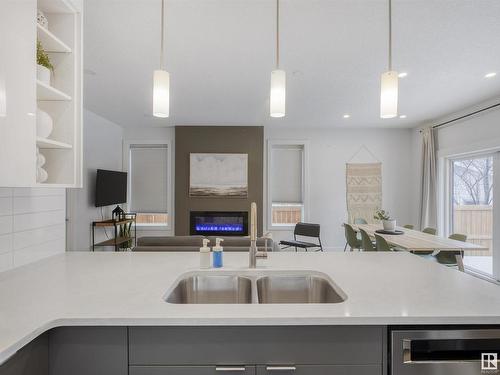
left=130, top=145, right=168, bottom=213
left=271, top=145, right=304, bottom=203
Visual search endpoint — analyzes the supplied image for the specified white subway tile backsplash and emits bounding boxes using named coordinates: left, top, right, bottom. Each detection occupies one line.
left=0, top=189, right=66, bottom=272
left=13, top=238, right=65, bottom=267
left=0, top=252, right=13, bottom=272
left=0, top=234, right=12, bottom=254
left=0, top=197, right=13, bottom=216
left=13, top=195, right=65, bottom=215
left=13, top=188, right=65, bottom=197
left=13, top=209, right=65, bottom=232
left=13, top=224, right=65, bottom=250
left=0, top=188, right=13, bottom=198
left=0, top=216, right=13, bottom=235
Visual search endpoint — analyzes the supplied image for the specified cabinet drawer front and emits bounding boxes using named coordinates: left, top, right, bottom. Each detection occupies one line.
left=257, top=365, right=381, bottom=375
left=128, top=326, right=384, bottom=366
left=130, top=366, right=256, bottom=375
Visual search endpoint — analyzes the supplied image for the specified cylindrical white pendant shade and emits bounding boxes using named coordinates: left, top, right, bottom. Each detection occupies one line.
left=153, top=69, right=170, bottom=118
left=270, top=69, right=286, bottom=118
left=380, top=70, right=398, bottom=119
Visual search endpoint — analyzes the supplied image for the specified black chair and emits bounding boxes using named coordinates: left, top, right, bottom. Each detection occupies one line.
left=279, top=222, right=323, bottom=252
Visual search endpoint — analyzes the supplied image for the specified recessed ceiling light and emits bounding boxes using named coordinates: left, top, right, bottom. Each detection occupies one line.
left=343, top=114, right=350, bottom=119
left=399, top=115, right=407, bottom=119
left=398, top=72, right=408, bottom=78
left=485, top=72, right=497, bottom=78
left=27, top=112, right=35, bottom=117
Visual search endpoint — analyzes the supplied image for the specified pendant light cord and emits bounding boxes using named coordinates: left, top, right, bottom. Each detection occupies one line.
left=160, top=0, right=165, bottom=69
left=276, top=0, right=280, bottom=69
left=388, top=0, right=392, bottom=71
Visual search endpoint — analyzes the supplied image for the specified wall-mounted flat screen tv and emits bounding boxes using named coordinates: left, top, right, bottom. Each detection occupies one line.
left=95, top=169, right=127, bottom=207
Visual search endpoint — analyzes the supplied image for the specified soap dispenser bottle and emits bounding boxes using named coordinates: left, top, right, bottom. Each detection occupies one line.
left=212, top=238, right=224, bottom=268
left=200, top=239, right=211, bottom=269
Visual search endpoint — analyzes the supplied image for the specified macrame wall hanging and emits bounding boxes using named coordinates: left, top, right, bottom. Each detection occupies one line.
left=346, top=145, right=382, bottom=224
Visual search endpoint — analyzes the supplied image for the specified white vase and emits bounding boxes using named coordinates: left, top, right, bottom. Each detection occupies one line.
left=383, top=219, right=396, bottom=231
left=36, top=108, right=53, bottom=138
left=37, top=64, right=51, bottom=85
left=36, top=167, right=48, bottom=183
left=37, top=151, right=46, bottom=168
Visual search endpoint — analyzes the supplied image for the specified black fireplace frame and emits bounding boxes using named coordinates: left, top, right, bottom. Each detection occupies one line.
left=189, top=211, right=249, bottom=237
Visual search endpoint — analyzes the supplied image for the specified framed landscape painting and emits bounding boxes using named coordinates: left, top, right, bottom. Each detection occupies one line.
left=189, top=153, right=248, bottom=197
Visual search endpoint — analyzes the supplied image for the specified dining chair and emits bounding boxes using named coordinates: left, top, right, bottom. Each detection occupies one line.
left=359, top=229, right=376, bottom=251
left=422, top=227, right=437, bottom=235
left=415, top=227, right=438, bottom=256
left=374, top=234, right=393, bottom=251
left=434, top=233, right=467, bottom=266
left=354, top=218, right=368, bottom=224
left=403, top=224, right=414, bottom=230
left=344, top=224, right=361, bottom=252
left=279, top=222, right=323, bottom=252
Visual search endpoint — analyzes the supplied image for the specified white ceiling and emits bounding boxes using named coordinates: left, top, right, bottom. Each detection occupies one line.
left=83, top=0, right=500, bottom=129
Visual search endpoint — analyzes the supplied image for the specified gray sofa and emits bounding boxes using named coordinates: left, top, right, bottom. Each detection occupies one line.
left=134, top=235, right=274, bottom=252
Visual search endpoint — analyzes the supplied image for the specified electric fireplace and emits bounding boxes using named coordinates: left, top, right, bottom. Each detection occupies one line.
left=190, top=211, right=248, bottom=236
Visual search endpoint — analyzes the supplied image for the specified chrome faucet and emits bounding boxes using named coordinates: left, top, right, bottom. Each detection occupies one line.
left=249, top=202, right=267, bottom=268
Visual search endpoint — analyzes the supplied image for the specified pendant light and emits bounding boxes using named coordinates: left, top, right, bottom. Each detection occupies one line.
left=270, top=0, right=285, bottom=118
left=380, top=0, right=398, bottom=119
left=153, top=0, right=170, bottom=118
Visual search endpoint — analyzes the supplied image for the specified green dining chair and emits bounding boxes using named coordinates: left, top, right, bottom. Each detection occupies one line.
left=359, top=229, right=376, bottom=251
left=344, top=224, right=361, bottom=252
left=374, top=234, right=393, bottom=251
left=422, top=227, right=437, bottom=235
left=416, top=227, right=437, bottom=256
left=403, top=224, right=414, bottom=230
left=434, top=233, right=467, bottom=266
left=354, top=218, right=368, bottom=224
left=352, top=218, right=368, bottom=243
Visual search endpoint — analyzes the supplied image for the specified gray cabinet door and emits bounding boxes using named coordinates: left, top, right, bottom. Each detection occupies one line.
left=256, top=365, right=381, bottom=375
left=49, top=327, right=128, bottom=375
left=0, top=334, right=48, bottom=375
left=129, top=366, right=256, bottom=375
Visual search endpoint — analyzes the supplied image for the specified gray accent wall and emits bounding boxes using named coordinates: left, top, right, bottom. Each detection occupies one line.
left=175, top=126, right=263, bottom=236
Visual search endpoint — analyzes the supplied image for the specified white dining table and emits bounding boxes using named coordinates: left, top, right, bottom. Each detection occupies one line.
left=352, top=223, right=488, bottom=271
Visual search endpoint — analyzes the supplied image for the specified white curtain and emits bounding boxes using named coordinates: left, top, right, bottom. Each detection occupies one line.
left=419, top=128, right=437, bottom=229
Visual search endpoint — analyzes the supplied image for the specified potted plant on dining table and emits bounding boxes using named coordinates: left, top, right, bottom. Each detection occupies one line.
left=374, top=209, right=396, bottom=231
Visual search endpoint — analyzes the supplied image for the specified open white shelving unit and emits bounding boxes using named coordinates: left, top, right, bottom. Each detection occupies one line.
left=37, top=23, right=71, bottom=53
left=36, top=136, right=73, bottom=149
left=36, top=0, right=82, bottom=187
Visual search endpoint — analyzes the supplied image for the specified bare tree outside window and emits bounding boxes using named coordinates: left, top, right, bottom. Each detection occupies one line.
left=453, top=156, right=493, bottom=205
left=452, top=156, right=493, bottom=265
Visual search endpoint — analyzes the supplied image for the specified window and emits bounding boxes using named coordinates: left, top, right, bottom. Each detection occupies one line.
left=448, top=153, right=495, bottom=276
left=268, top=141, right=308, bottom=228
left=128, top=143, right=170, bottom=227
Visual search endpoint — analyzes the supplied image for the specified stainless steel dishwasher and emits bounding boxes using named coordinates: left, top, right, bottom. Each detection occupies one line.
left=391, top=328, right=500, bottom=375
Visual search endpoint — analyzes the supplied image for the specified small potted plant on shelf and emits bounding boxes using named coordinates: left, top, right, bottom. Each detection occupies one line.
left=374, top=209, right=396, bottom=231
left=36, top=41, right=54, bottom=85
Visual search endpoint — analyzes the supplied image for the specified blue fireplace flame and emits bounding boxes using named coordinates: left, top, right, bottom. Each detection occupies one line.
left=195, top=224, right=244, bottom=232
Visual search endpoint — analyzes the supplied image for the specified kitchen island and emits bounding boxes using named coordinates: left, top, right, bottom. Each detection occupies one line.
left=0, top=251, right=499, bottom=374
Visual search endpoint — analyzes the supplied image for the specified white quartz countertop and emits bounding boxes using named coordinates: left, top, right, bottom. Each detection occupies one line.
left=1, top=251, right=500, bottom=363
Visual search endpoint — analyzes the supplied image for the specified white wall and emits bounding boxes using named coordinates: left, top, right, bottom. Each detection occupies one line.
left=0, top=187, right=65, bottom=272
left=265, top=127, right=414, bottom=250
left=66, top=109, right=123, bottom=251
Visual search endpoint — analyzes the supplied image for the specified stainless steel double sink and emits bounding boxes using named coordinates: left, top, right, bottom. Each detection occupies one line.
left=164, top=270, right=347, bottom=304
